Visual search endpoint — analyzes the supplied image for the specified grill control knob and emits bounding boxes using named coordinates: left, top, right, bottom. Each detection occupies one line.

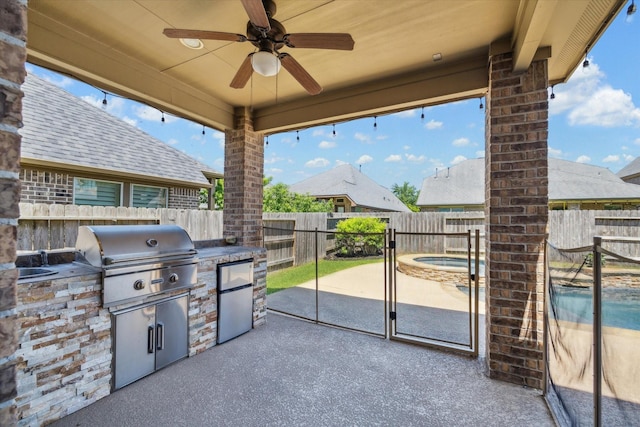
left=133, top=279, right=146, bottom=290
left=169, top=273, right=179, bottom=283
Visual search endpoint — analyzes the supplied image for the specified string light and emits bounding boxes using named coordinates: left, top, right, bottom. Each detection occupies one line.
left=373, top=116, right=377, bottom=131
left=101, top=91, right=108, bottom=107
left=583, top=50, right=590, bottom=68
left=202, top=125, right=205, bottom=135
left=265, top=135, right=269, bottom=146
left=550, top=85, right=555, bottom=100
left=479, top=97, right=484, bottom=110
left=296, top=130, right=300, bottom=142
left=332, top=124, right=336, bottom=137
left=161, top=111, right=165, bottom=123
left=420, top=107, right=425, bottom=121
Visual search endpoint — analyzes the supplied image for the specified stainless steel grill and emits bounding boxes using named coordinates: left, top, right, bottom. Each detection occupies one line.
left=76, top=224, right=198, bottom=307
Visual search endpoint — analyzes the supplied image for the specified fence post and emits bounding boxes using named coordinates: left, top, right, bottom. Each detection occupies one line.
left=593, top=236, right=602, bottom=427
left=315, top=227, right=319, bottom=323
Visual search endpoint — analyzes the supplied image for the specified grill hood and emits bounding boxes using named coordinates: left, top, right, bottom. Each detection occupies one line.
left=76, top=224, right=197, bottom=268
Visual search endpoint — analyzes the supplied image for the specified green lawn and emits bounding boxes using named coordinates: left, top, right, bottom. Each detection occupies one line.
left=267, top=258, right=384, bottom=295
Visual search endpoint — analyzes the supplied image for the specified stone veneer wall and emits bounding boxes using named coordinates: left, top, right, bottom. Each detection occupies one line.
left=14, top=248, right=266, bottom=425
left=15, top=272, right=111, bottom=426
left=0, top=1, right=27, bottom=425
left=485, top=52, right=548, bottom=389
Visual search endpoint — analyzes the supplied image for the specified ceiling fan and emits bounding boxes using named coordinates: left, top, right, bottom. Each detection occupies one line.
left=163, top=0, right=354, bottom=95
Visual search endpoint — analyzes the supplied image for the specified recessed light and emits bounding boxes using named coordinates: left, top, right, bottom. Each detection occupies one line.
left=432, top=53, right=442, bottom=62
left=179, top=38, right=204, bottom=49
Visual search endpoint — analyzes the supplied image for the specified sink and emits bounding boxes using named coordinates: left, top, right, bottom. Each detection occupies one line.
left=18, top=267, right=57, bottom=279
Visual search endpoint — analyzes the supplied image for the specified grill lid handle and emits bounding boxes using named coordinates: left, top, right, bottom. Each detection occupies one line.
left=103, top=249, right=198, bottom=266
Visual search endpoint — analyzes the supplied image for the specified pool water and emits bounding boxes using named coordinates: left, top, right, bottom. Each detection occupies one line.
left=551, top=286, right=640, bottom=331
left=414, top=256, right=485, bottom=276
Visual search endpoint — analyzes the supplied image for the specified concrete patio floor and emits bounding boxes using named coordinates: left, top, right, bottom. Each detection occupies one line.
left=51, top=313, right=554, bottom=426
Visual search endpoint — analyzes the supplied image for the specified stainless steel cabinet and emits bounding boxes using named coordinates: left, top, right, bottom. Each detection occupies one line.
left=113, top=293, right=188, bottom=389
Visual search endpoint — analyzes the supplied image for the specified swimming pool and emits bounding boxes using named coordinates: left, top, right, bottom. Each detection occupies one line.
left=413, top=256, right=485, bottom=276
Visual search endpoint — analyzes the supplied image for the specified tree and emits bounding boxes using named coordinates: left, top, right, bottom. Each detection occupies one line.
left=263, top=182, right=333, bottom=212
left=198, top=179, right=224, bottom=210
left=391, top=181, right=420, bottom=212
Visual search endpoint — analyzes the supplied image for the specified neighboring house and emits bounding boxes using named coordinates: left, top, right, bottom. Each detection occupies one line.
left=417, top=158, right=640, bottom=211
left=19, top=74, right=222, bottom=210
left=289, top=164, right=411, bottom=213
left=617, top=157, right=640, bottom=185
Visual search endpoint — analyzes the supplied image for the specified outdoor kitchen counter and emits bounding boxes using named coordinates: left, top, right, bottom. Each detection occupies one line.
left=14, top=243, right=267, bottom=426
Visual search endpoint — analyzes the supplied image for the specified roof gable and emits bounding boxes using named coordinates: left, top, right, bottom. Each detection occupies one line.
left=290, top=164, right=411, bottom=212
left=19, top=74, right=221, bottom=187
left=417, top=158, right=640, bottom=206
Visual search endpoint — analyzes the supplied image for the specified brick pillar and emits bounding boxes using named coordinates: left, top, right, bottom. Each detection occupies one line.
left=223, top=107, right=264, bottom=247
left=0, top=0, right=26, bottom=424
left=485, top=52, right=548, bottom=389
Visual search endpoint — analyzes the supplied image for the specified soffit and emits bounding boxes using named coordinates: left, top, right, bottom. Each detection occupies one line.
left=26, top=0, right=625, bottom=133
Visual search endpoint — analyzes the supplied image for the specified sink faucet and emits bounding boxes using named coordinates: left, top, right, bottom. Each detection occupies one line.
left=39, top=250, right=48, bottom=266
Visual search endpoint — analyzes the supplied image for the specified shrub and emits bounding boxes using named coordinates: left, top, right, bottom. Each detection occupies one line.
left=335, top=217, right=386, bottom=256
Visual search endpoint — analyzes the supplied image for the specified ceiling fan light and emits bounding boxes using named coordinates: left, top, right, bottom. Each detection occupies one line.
left=252, top=51, right=281, bottom=76
left=179, top=38, right=203, bottom=49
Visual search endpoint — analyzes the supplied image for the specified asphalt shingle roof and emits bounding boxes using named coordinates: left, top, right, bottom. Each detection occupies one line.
left=289, top=164, right=411, bottom=212
left=20, top=74, right=221, bottom=186
left=417, top=157, right=640, bottom=206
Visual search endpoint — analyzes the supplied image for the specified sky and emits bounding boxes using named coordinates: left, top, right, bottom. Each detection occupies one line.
left=26, top=8, right=640, bottom=192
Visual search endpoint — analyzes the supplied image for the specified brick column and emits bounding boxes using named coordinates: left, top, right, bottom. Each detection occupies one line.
left=485, top=52, right=548, bottom=389
left=0, top=0, right=26, bottom=424
left=223, top=107, right=264, bottom=247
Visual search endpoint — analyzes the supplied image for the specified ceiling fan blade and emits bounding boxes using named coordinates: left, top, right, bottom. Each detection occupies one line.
left=164, top=28, right=246, bottom=42
left=240, top=0, right=271, bottom=31
left=284, top=33, right=355, bottom=50
left=279, top=53, right=322, bottom=95
left=230, top=54, right=254, bottom=89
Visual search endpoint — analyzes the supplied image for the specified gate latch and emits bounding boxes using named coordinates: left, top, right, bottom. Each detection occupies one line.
left=389, top=311, right=396, bottom=320
left=388, top=240, right=396, bottom=249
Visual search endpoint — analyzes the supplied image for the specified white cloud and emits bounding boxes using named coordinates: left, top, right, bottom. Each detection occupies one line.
left=603, top=154, right=620, bottom=163
left=405, top=154, right=426, bottom=163
left=167, top=138, right=179, bottom=146
left=335, top=159, right=348, bottom=166
left=403, top=145, right=411, bottom=150
left=635, top=138, right=640, bottom=146
left=552, top=62, right=640, bottom=127
left=623, top=153, right=634, bottom=162
left=451, top=155, right=467, bottom=165
left=312, top=129, right=325, bottom=137
left=319, top=140, right=336, bottom=149
left=393, top=109, right=416, bottom=118
left=576, top=155, right=591, bottom=163
left=266, top=168, right=283, bottom=174
left=265, top=155, right=284, bottom=164
left=122, top=116, right=138, bottom=127
left=385, top=154, right=402, bottom=162
left=356, top=154, right=373, bottom=164
left=354, top=132, right=372, bottom=144
left=475, top=150, right=485, bottom=158
left=375, top=134, right=388, bottom=140
left=425, top=119, right=443, bottom=130
left=40, top=74, right=74, bottom=88
left=548, top=147, right=563, bottom=157
left=135, top=105, right=178, bottom=123
left=305, top=157, right=330, bottom=168
left=452, top=137, right=470, bottom=147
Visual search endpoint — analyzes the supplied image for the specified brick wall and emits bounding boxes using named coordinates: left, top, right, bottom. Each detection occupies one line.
left=168, top=187, right=199, bottom=209
left=485, top=52, right=548, bottom=389
left=223, top=107, right=264, bottom=247
left=19, top=166, right=202, bottom=209
left=0, top=1, right=26, bottom=424
left=19, top=169, right=73, bottom=204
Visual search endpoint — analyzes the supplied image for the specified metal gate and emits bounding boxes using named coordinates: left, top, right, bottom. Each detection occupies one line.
left=388, top=229, right=481, bottom=355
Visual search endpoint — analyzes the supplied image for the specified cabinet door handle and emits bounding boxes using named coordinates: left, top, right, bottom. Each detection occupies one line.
left=147, top=326, right=155, bottom=354
left=156, top=322, right=164, bottom=350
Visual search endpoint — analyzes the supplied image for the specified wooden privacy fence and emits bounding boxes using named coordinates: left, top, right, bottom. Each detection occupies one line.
left=18, top=203, right=223, bottom=251
left=18, top=205, right=640, bottom=263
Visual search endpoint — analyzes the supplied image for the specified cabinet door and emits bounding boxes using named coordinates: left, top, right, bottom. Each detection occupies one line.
left=114, top=304, right=156, bottom=389
left=155, top=295, right=188, bottom=370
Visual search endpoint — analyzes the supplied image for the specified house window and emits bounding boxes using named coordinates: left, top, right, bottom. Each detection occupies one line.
left=132, top=184, right=168, bottom=208
left=73, top=178, right=122, bottom=206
